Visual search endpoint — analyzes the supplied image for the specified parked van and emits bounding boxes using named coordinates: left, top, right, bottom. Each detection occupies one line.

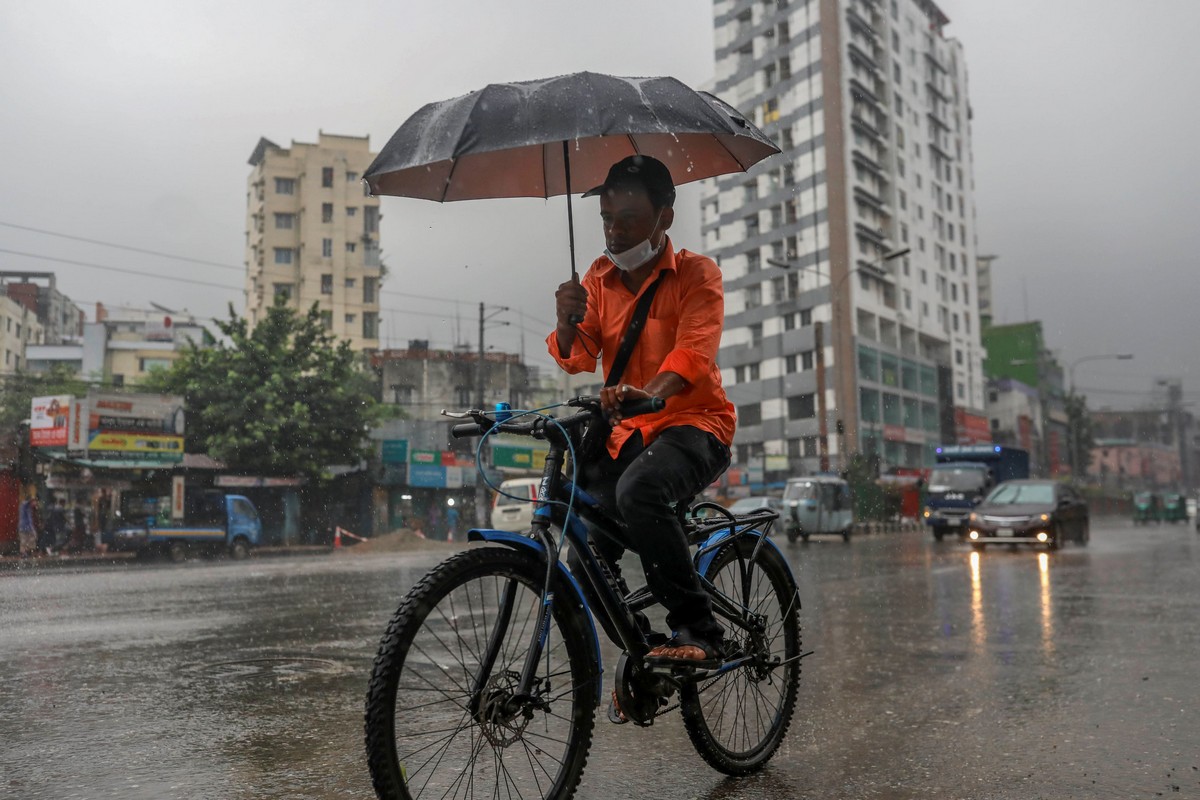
left=491, top=478, right=540, bottom=532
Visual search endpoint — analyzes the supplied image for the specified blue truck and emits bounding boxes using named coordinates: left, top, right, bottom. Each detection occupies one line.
left=111, top=492, right=262, bottom=561
left=924, top=445, right=1030, bottom=541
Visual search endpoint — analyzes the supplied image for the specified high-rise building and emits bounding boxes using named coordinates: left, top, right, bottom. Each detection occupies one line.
left=245, top=133, right=383, bottom=351
left=705, top=0, right=985, bottom=477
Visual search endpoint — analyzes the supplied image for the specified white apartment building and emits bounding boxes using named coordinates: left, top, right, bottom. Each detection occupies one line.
left=705, top=0, right=986, bottom=476
left=0, top=295, right=43, bottom=374
left=245, top=132, right=383, bottom=351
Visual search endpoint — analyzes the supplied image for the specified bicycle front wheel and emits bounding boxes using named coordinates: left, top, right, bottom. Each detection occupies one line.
left=681, top=537, right=801, bottom=775
left=365, top=547, right=599, bottom=800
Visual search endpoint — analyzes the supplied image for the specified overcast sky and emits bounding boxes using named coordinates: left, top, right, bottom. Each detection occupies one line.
left=1, top=0, right=1196, bottom=410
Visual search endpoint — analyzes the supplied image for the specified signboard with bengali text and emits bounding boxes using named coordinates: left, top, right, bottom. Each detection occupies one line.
left=30, top=395, right=71, bottom=447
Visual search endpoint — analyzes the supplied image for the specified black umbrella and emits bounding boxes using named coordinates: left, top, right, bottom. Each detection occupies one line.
left=364, top=71, right=779, bottom=279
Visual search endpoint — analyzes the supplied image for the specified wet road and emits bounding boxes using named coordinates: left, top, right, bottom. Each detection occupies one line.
left=2, top=520, right=1198, bottom=799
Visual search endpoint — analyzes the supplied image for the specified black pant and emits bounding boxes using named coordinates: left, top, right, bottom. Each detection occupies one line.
left=573, top=425, right=730, bottom=645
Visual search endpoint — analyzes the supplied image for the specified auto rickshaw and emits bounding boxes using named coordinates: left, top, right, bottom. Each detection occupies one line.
left=1132, top=491, right=1161, bottom=524
left=782, top=475, right=854, bottom=542
left=1161, top=492, right=1187, bottom=523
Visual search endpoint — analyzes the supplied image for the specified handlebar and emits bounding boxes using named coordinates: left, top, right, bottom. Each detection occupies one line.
left=448, top=395, right=665, bottom=439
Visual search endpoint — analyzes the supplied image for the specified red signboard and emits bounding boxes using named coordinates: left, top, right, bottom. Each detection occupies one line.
left=954, top=409, right=992, bottom=445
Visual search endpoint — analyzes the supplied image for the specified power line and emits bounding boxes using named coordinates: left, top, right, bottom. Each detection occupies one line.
left=0, top=248, right=243, bottom=292
left=0, top=221, right=559, bottom=323
left=0, top=220, right=246, bottom=272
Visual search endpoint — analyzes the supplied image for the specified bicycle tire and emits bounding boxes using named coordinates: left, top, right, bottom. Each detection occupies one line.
left=680, top=538, right=801, bottom=775
left=365, top=547, right=598, bottom=800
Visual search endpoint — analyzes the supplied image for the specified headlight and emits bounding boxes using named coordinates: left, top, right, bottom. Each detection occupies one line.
left=923, top=508, right=932, bottom=518
left=968, top=512, right=977, bottom=522
left=1040, top=513, right=1050, bottom=522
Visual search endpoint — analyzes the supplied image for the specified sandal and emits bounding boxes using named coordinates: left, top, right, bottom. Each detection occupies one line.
left=644, top=635, right=723, bottom=670
left=607, top=689, right=629, bottom=725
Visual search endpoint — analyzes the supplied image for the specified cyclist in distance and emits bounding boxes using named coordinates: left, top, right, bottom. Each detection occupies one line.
left=549, top=154, right=736, bottom=668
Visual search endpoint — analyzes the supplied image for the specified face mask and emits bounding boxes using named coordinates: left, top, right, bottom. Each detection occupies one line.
left=605, top=212, right=664, bottom=272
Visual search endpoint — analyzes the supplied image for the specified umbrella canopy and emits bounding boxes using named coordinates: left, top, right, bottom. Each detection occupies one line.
left=364, top=71, right=779, bottom=201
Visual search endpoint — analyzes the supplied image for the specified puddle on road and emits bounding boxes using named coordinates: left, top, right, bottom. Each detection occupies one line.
left=180, top=656, right=352, bottom=681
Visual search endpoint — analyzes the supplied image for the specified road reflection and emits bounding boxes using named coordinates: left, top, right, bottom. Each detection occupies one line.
left=967, top=549, right=1056, bottom=659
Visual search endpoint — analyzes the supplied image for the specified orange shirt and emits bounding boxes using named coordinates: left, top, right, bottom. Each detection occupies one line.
left=546, top=238, right=736, bottom=459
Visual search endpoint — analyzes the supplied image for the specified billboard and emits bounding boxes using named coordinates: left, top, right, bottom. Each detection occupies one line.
left=77, top=392, right=186, bottom=463
left=30, top=395, right=71, bottom=447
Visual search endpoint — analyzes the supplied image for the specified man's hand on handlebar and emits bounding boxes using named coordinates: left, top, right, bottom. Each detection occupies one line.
left=601, top=383, right=652, bottom=424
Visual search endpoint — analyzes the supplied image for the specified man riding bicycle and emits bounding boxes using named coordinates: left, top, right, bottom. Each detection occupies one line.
left=548, top=154, right=736, bottom=668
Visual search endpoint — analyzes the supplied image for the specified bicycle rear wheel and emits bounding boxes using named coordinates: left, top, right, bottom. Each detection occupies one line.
left=680, top=538, right=801, bottom=774
left=365, top=547, right=598, bottom=800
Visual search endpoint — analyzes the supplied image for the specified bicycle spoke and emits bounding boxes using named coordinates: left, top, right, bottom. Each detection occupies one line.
left=367, top=549, right=595, bottom=800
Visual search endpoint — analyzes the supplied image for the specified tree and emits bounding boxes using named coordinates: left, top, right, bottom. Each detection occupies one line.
left=144, top=298, right=384, bottom=478
left=1065, top=393, right=1095, bottom=479
left=0, top=363, right=90, bottom=438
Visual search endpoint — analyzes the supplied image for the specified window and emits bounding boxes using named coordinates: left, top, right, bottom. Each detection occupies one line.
left=273, top=247, right=294, bottom=264
left=955, top=349, right=963, bottom=365
left=320, top=274, right=333, bottom=294
left=783, top=313, right=796, bottom=331
left=345, top=242, right=356, bottom=253
left=345, top=277, right=356, bottom=288
left=274, top=177, right=294, bottom=194
left=319, top=310, right=333, bottom=330
left=346, top=206, right=358, bottom=217
left=273, top=282, right=293, bottom=300
left=363, top=312, right=379, bottom=339
left=739, top=403, right=762, bottom=426
left=787, top=394, right=815, bottom=420
left=801, top=350, right=814, bottom=370
left=139, top=357, right=172, bottom=372
left=363, top=276, right=378, bottom=304
left=803, top=436, right=819, bottom=457
left=391, top=384, right=414, bottom=405
left=345, top=314, right=357, bottom=325
left=745, top=285, right=762, bottom=309
left=364, top=206, right=380, bottom=234
left=799, top=308, right=812, bottom=326
left=321, top=166, right=334, bottom=187
left=346, top=171, right=359, bottom=183
left=749, top=323, right=763, bottom=346
left=785, top=354, right=797, bottom=373
left=274, top=213, right=294, bottom=229
left=748, top=363, right=760, bottom=381
left=322, top=238, right=333, bottom=258
left=322, top=203, right=333, bottom=223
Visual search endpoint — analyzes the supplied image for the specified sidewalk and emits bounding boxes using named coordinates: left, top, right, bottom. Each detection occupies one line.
left=0, top=544, right=333, bottom=570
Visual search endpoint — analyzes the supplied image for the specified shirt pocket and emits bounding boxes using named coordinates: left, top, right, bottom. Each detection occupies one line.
left=638, top=318, right=676, bottom=378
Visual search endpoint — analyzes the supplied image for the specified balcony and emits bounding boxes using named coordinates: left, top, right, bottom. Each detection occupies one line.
left=846, top=6, right=878, bottom=40
left=849, top=76, right=882, bottom=108
left=924, top=50, right=948, bottom=74
left=848, top=41, right=880, bottom=72
left=852, top=148, right=884, bottom=176
left=851, top=113, right=883, bottom=141
left=926, top=79, right=950, bottom=103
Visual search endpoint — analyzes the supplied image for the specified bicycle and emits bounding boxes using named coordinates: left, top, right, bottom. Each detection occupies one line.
left=364, top=396, right=806, bottom=800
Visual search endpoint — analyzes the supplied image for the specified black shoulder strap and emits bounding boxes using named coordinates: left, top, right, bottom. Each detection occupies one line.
left=604, top=271, right=667, bottom=388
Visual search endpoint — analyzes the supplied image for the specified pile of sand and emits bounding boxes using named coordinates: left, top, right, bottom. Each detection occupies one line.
left=336, top=528, right=464, bottom=555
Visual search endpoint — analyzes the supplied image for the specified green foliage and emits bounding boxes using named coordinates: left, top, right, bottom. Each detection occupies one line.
left=143, top=298, right=384, bottom=478
left=1065, top=392, right=1094, bottom=477
left=0, top=363, right=90, bottom=437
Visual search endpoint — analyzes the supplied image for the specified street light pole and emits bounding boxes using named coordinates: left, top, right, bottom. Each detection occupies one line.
left=1066, top=352, right=1133, bottom=477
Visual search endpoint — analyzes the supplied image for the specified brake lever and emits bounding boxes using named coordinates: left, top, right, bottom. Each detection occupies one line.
left=441, top=408, right=493, bottom=425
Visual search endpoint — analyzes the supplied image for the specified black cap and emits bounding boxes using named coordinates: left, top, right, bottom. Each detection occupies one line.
left=581, top=155, right=676, bottom=208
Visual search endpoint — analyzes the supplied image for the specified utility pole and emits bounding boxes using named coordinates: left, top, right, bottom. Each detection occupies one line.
left=474, top=302, right=509, bottom=526
left=815, top=320, right=829, bottom=472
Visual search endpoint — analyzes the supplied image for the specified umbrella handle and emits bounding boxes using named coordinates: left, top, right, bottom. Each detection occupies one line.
left=564, top=140, right=583, bottom=326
